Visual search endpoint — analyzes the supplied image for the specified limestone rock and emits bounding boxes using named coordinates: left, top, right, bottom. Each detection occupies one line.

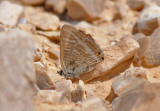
left=115, top=0, right=129, bottom=19
left=0, top=1, right=23, bottom=26
left=34, top=62, right=55, bottom=89
left=144, top=65, right=160, bottom=82
left=37, top=30, right=60, bottom=41
left=22, top=0, right=45, bottom=5
left=106, top=67, right=147, bottom=103
left=153, top=0, right=160, bottom=6
left=54, top=79, right=72, bottom=92
left=66, top=0, right=106, bottom=20
left=127, top=0, right=145, bottom=11
left=82, top=96, right=108, bottom=111
left=137, top=4, right=160, bottom=35
left=112, top=67, right=147, bottom=96
left=45, top=0, right=67, bottom=14
left=17, top=24, right=36, bottom=35
left=35, top=90, right=71, bottom=105
left=112, top=82, right=160, bottom=111
left=144, top=26, right=160, bottom=67
left=24, top=6, right=60, bottom=31
left=0, top=28, right=35, bottom=111
left=71, top=80, right=85, bottom=103
left=133, top=33, right=150, bottom=66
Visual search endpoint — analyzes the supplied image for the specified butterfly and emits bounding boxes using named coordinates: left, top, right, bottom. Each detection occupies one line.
left=58, top=25, right=104, bottom=79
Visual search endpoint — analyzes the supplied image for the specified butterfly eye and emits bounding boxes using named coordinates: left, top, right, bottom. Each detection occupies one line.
left=58, top=70, right=64, bottom=75
left=98, top=51, right=101, bottom=55
left=102, top=57, right=104, bottom=60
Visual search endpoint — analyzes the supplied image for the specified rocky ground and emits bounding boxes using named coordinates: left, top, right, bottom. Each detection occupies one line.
left=0, top=0, right=160, bottom=111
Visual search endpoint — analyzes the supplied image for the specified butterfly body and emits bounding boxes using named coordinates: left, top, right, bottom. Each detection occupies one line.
left=59, top=25, right=104, bottom=78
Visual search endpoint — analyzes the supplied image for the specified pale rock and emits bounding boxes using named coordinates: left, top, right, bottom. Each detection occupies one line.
left=112, top=82, right=160, bottom=111
left=0, top=1, right=23, bottom=26
left=112, top=67, right=147, bottom=96
left=106, top=67, right=147, bottom=103
left=22, top=0, right=45, bottom=5
left=37, top=30, right=60, bottom=41
left=82, top=96, right=108, bottom=111
left=45, top=0, right=67, bottom=14
left=133, top=33, right=150, bottom=66
left=17, top=24, right=42, bottom=62
left=71, top=80, right=86, bottom=103
left=34, top=39, right=43, bottom=62
left=35, top=90, right=71, bottom=105
left=66, top=0, right=106, bottom=20
left=99, top=1, right=116, bottom=22
left=137, top=4, right=160, bottom=35
left=0, top=26, right=5, bottom=31
left=41, top=40, right=60, bottom=66
left=24, top=6, right=60, bottom=31
left=144, top=26, right=160, bottom=67
left=0, top=29, right=35, bottom=111
left=17, top=24, right=37, bottom=35
left=59, top=21, right=72, bottom=29
left=75, top=21, right=92, bottom=29
left=116, top=0, right=129, bottom=19
left=144, top=66, right=160, bottom=82
left=127, top=0, right=145, bottom=11
left=153, top=0, right=160, bottom=6
left=34, top=62, right=55, bottom=89
left=54, top=79, right=72, bottom=92
left=18, top=18, right=27, bottom=24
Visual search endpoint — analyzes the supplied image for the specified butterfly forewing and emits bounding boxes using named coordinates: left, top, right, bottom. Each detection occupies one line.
left=60, top=25, right=104, bottom=78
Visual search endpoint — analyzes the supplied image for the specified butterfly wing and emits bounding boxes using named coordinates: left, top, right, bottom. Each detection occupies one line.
left=60, top=25, right=104, bottom=78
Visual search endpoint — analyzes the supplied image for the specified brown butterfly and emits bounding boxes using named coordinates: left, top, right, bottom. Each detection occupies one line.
left=58, top=25, right=104, bottom=78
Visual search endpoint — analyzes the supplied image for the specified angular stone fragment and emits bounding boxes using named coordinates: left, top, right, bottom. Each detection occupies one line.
left=0, top=29, right=35, bottom=111
left=54, top=79, right=72, bottom=92
left=22, top=0, right=45, bottom=5
left=99, top=0, right=116, bottom=22
left=144, top=65, right=160, bottom=82
left=0, top=26, right=5, bottom=31
left=112, top=67, right=147, bottom=96
left=137, top=4, right=160, bottom=35
left=37, top=30, right=60, bottom=41
left=82, top=96, right=107, bottom=111
left=66, top=0, right=106, bottom=20
left=112, top=82, right=160, bottom=111
left=24, top=6, right=60, bottom=31
left=35, top=90, right=71, bottom=105
left=18, top=18, right=27, bottom=24
left=133, top=33, right=150, bottom=66
left=34, top=62, right=55, bottom=89
left=79, top=37, right=139, bottom=82
left=45, top=0, right=67, bottom=14
left=115, top=0, right=128, bottom=19
left=106, top=67, right=147, bottom=103
left=0, top=1, right=23, bottom=26
left=144, top=27, right=160, bottom=67
left=17, top=24, right=37, bottom=35
left=71, top=80, right=85, bottom=103
left=153, top=0, right=160, bottom=6
left=127, top=0, right=145, bottom=11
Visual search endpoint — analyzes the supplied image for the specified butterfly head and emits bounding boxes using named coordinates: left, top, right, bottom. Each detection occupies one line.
left=57, top=70, right=64, bottom=76
left=57, top=69, right=76, bottom=78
